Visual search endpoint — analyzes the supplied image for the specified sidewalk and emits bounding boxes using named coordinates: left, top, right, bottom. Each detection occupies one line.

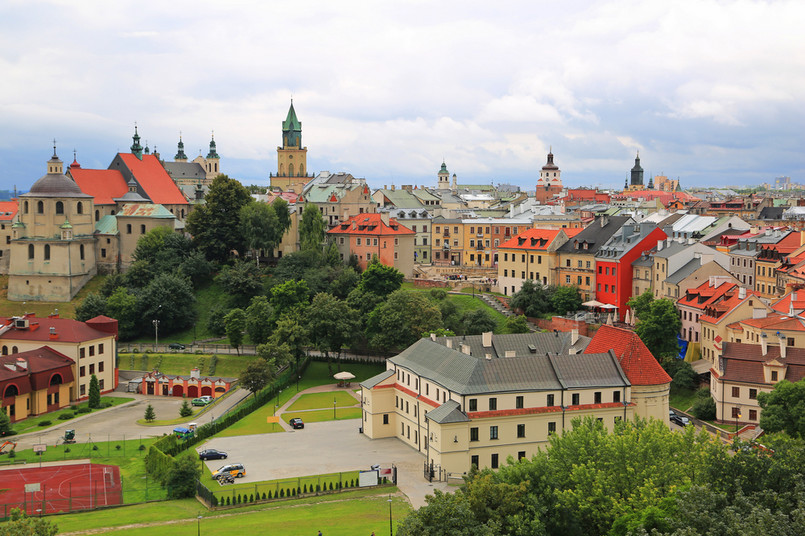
left=272, top=383, right=362, bottom=431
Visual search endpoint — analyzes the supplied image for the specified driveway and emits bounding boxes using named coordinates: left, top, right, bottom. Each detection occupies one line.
left=199, top=419, right=449, bottom=508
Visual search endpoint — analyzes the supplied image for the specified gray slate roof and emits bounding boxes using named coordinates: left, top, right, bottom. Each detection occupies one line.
left=666, top=258, right=702, bottom=285
left=425, top=400, right=470, bottom=424
left=556, top=215, right=633, bottom=254
left=163, top=162, right=206, bottom=181
left=360, top=369, right=394, bottom=390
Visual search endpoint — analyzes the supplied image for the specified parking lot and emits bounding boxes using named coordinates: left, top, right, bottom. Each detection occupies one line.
left=198, top=419, right=450, bottom=507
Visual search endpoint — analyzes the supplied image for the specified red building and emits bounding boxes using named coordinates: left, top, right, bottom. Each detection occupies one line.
left=328, top=213, right=415, bottom=277
left=594, top=222, right=667, bottom=321
left=0, top=347, right=75, bottom=422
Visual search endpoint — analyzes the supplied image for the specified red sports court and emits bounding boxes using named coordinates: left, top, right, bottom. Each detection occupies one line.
left=0, top=462, right=122, bottom=516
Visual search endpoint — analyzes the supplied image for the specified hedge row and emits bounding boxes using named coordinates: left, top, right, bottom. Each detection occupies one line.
left=198, top=478, right=363, bottom=508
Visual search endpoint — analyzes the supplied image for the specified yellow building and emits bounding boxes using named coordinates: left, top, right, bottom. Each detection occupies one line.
left=432, top=217, right=465, bottom=266
left=699, top=287, right=772, bottom=368
left=270, top=101, right=313, bottom=193
left=498, top=228, right=574, bottom=295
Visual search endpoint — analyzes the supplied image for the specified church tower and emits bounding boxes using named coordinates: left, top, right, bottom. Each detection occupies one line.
left=174, top=134, right=188, bottom=162
left=130, top=125, right=143, bottom=160
left=437, top=162, right=450, bottom=189
left=630, top=152, right=644, bottom=188
left=204, top=133, right=220, bottom=180
left=535, top=149, right=563, bottom=204
left=272, top=100, right=312, bottom=191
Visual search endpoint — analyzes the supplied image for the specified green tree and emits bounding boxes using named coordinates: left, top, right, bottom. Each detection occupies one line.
left=671, top=360, right=698, bottom=390
left=306, top=293, right=359, bottom=360
left=462, top=309, right=497, bottom=335
left=178, top=250, right=214, bottom=288
left=396, top=489, right=497, bottom=536
left=88, top=374, right=101, bottom=409
left=240, top=201, right=280, bottom=266
left=328, top=267, right=360, bottom=299
left=627, top=289, right=654, bottom=322
left=272, top=197, right=291, bottom=235
left=75, top=293, right=106, bottom=322
left=165, top=456, right=200, bottom=499
left=270, top=317, right=308, bottom=374
left=179, top=400, right=193, bottom=418
left=692, top=388, right=717, bottom=420
left=505, top=314, right=530, bottom=334
left=0, top=409, right=12, bottom=436
left=358, top=261, right=404, bottom=297
left=299, top=202, right=326, bottom=251
left=758, top=379, right=805, bottom=438
left=224, top=308, right=247, bottom=355
left=0, top=508, right=58, bottom=536
left=509, top=280, right=553, bottom=318
left=144, top=404, right=155, bottom=422
left=206, top=304, right=230, bottom=337
left=239, top=358, right=272, bottom=396
left=138, top=273, right=196, bottom=334
left=105, top=286, right=139, bottom=340
left=270, top=279, right=310, bottom=319
left=634, top=298, right=682, bottom=360
left=551, top=286, right=582, bottom=315
left=256, top=342, right=293, bottom=376
left=98, top=273, right=128, bottom=298
left=215, top=259, right=263, bottom=308
left=366, top=290, right=442, bottom=350
left=245, top=295, right=274, bottom=345
left=186, top=174, right=252, bottom=262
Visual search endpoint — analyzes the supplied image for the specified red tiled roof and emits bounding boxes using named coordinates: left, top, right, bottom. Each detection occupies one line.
left=0, top=316, right=112, bottom=343
left=740, top=313, right=805, bottom=331
left=585, top=325, right=671, bottom=385
left=117, top=154, right=188, bottom=205
left=499, top=228, right=563, bottom=250
left=771, top=291, right=805, bottom=315
left=720, top=342, right=805, bottom=384
left=70, top=168, right=128, bottom=205
left=327, top=213, right=414, bottom=236
left=0, top=200, right=18, bottom=221
left=677, top=280, right=739, bottom=312
left=0, top=346, right=75, bottom=390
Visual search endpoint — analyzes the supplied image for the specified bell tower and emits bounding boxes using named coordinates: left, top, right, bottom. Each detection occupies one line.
left=272, top=100, right=311, bottom=191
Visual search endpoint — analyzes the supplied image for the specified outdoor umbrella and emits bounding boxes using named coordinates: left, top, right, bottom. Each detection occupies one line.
left=333, top=372, right=355, bottom=381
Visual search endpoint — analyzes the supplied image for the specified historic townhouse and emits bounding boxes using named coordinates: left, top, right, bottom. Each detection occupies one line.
left=631, top=254, right=654, bottom=298
left=498, top=228, right=579, bottom=295
left=556, top=216, right=632, bottom=302
left=699, top=287, right=771, bottom=367
left=677, top=277, right=741, bottom=344
left=650, top=238, right=730, bottom=300
left=431, top=217, right=465, bottom=266
left=360, top=328, right=669, bottom=478
left=755, top=231, right=801, bottom=299
left=327, top=213, right=415, bottom=277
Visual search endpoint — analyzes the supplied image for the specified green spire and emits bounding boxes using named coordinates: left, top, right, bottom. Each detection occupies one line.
left=131, top=124, right=143, bottom=159
left=282, top=100, right=302, bottom=148
left=175, top=133, right=187, bottom=160
left=439, top=161, right=448, bottom=174
left=206, top=132, right=220, bottom=159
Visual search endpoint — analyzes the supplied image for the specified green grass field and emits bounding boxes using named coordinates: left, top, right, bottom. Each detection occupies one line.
left=49, top=490, right=411, bottom=535
left=119, top=352, right=253, bottom=377
left=669, top=385, right=698, bottom=413
left=286, top=391, right=358, bottom=411
left=449, top=294, right=508, bottom=332
left=10, top=396, right=133, bottom=434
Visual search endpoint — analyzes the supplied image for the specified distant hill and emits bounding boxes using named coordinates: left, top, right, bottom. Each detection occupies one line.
left=0, top=190, right=21, bottom=200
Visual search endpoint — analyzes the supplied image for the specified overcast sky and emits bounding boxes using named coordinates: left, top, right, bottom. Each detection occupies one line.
left=1, top=0, right=803, bottom=193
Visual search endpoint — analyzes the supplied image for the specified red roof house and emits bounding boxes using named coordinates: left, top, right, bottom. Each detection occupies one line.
left=585, top=325, right=671, bottom=386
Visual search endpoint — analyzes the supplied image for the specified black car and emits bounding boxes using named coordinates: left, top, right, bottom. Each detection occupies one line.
left=199, top=449, right=228, bottom=461
left=670, top=413, right=690, bottom=427
left=168, top=343, right=186, bottom=350
left=289, top=418, right=304, bottom=429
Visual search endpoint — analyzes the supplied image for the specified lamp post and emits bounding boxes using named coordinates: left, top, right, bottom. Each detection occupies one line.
left=152, top=319, right=160, bottom=352
left=735, top=409, right=741, bottom=438
left=333, top=397, right=337, bottom=420
left=388, top=494, right=393, bottom=536
left=274, top=389, right=282, bottom=416
left=197, top=514, right=202, bottom=536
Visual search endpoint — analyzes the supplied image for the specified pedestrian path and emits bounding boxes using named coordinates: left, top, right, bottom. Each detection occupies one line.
left=272, top=383, right=363, bottom=431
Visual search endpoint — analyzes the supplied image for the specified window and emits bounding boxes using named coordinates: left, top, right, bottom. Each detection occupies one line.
left=56, top=201, right=64, bottom=214
left=490, top=426, right=498, bottom=440
left=613, top=391, right=621, bottom=403
left=28, top=244, right=34, bottom=260
left=80, top=244, right=85, bottom=260
left=749, top=409, right=757, bottom=421
left=732, top=387, right=740, bottom=397
left=44, top=244, right=50, bottom=261
left=516, top=396, right=523, bottom=409
left=126, top=224, right=132, bottom=234
left=99, top=362, right=104, bottom=373
left=594, top=392, right=602, bottom=404
left=548, top=422, right=556, bottom=434
left=788, top=338, right=795, bottom=346
left=572, top=393, right=580, bottom=405
left=731, top=407, right=740, bottom=419
left=80, top=348, right=85, bottom=359
left=37, top=200, right=44, bottom=214
left=488, top=398, right=497, bottom=411
left=469, top=399, right=477, bottom=411
left=89, top=364, right=95, bottom=375
left=470, top=427, right=479, bottom=441
left=383, top=414, right=389, bottom=424
left=80, top=385, right=86, bottom=396
left=517, top=424, right=525, bottom=438
left=80, top=366, right=86, bottom=377
left=99, top=343, right=104, bottom=354
left=89, top=346, right=95, bottom=357
left=749, top=389, right=757, bottom=399
left=77, top=202, right=83, bottom=214
left=547, top=394, right=555, bottom=406
left=471, top=455, right=479, bottom=468
left=356, top=238, right=361, bottom=246
left=565, top=275, right=571, bottom=284
left=99, top=379, right=104, bottom=390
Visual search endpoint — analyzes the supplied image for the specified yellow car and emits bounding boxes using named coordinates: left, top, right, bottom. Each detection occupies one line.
left=212, top=463, right=245, bottom=480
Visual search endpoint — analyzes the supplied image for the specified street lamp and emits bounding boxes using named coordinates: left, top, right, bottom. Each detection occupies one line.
left=197, top=514, right=202, bottom=536
left=735, top=409, right=741, bottom=437
left=274, top=389, right=282, bottom=416
left=152, top=319, right=160, bottom=351
left=333, top=397, right=337, bottom=420
left=388, top=494, right=393, bottom=536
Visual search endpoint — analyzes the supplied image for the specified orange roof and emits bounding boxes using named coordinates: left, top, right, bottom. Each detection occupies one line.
left=327, top=213, right=414, bottom=236
left=740, top=313, right=805, bottom=331
left=584, top=325, right=671, bottom=385
left=677, top=279, right=740, bottom=312
left=71, top=168, right=128, bottom=205
left=0, top=200, right=18, bottom=221
left=117, top=154, right=188, bottom=205
left=499, top=228, right=563, bottom=250
left=772, top=290, right=805, bottom=314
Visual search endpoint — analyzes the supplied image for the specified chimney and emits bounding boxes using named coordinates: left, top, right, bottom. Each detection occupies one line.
left=49, top=326, right=58, bottom=340
left=430, top=332, right=437, bottom=341
left=460, top=343, right=471, bottom=355
left=380, top=212, right=390, bottom=225
left=571, top=328, right=579, bottom=345
left=738, top=287, right=746, bottom=299
left=666, top=238, right=672, bottom=247
left=761, top=333, right=768, bottom=356
left=779, top=334, right=787, bottom=359
left=446, top=339, right=453, bottom=349
left=657, top=240, right=664, bottom=251
left=482, top=331, right=492, bottom=348
left=190, top=368, right=200, bottom=379
left=688, top=237, right=695, bottom=245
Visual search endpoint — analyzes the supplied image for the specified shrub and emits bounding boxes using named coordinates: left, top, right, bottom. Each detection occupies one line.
left=262, top=492, right=266, bottom=500
left=58, top=413, right=74, bottom=420
left=429, top=288, right=447, bottom=300
left=64, top=447, right=70, bottom=453
left=71, top=405, right=80, bottom=412
left=280, top=489, right=284, bottom=498
left=38, top=420, right=52, bottom=427
left=138, top=444, right=146, bottom=451
left=209, top=355, right=218, bottom=375
left=692, top=391, right=717, bottom=420
left=101, top=401, right=113, bottom=408
left=92, top=445, right=99, bottom=451
left=179, top=400, right=193, bottom=418
left=78, top=407, right=91, bottom=414
left=303, top=484, right=307, bottom=494
left=225, top=497, right=230, bottom=506
left=8, top=450, right=15, bottom=458
left=115, top=445, right=121, bottom=450
left=129, top=355, right=135, bottom=369
left=249, top=494, right=254, bottom=503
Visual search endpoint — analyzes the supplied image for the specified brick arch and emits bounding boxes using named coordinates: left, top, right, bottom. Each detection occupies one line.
left=200, top=386, right=212, bottom=397
left=49, top=373, right=63, bottom=386
left=171, top=384, right=184, bottom=397
left=3, top=384, right=19, bottom=398
left=187, top=385, right=199, bottom=398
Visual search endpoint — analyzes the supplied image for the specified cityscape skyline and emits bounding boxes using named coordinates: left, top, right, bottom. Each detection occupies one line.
left=1, top=0, right=803, bottom=192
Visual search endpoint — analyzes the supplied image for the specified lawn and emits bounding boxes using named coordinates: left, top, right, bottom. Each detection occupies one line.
left=50, top=489, right=411, bottom=535
left=0, top=274, right=107, bottom=319
left=449, top=293, right=509, bottom=332
left=9, top=396, right=133, bottom=434
left=118, top=352, right=253, bottom=377
left=286, top=391, right=358, bottom=411
left=669, top=386, right=698, bottom=413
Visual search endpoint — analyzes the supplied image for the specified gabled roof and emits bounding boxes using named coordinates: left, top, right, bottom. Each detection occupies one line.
left=499, top=228, right=563, bottom=251
left=327, top=213, right=414, bottom=236
left=584, top=325, right=671, bottom=386
left=677, top=279, right=739, bottom=312
left=0, top=200, right=18, bottom=221
left=94, top=215, right=118, bottom=235
left=739, top=313, right=805, bottom=332
left=70, top=168, right=129, bottom=205
left=163, top=161, right=207, bottom=181
left=771, top=290, right=805, bottom=316
left=114, top=154, right=188, bottom=205
left=0, top=346, right=75, bottom=390
left=426, top=400, right=471, bottom=424
left=0, top=316, right=114, bottom=343
left=720, top=342, right=805, bottom=384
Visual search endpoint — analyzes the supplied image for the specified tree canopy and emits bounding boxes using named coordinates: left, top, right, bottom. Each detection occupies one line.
left=186, top=174, right=252, bottom=262
left=758, top=379, right=805, bottom=438
left=366, top=290, right=442, bottom=350
left=299, top=202, right=326, bottom=251
left=306, top=293, right=359, bottom=357
left=239, top=357, right=272, bottom=396
left=633, top=298, right=682, bottom=360
left=509, top=281, right=555, bottom=318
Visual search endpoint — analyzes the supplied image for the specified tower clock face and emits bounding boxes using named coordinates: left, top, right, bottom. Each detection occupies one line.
left=289, top=155, right=293, bottom=159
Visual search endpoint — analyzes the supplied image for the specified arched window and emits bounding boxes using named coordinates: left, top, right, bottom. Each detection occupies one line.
left=140, top=224, right=146, bottom=234
left=37, top=201, right=44, bottom=214
left=1, top=346, right=7, bottom=355
left=300, top=164, right=305, bottom=176
left=28, top=244, right=34, bottom=259
left=44, top=244, right=50, bottom=261
left=24, top=201, right=28, bottom=214
left=80, top=244, right=85, bottom=260
left=56, top=201, right=64, bottom=214
left=95, top=210, right=99, bottom=222
left=50, top=374, right=63, bottom=386
left=3, top=384, right=18, bottom=398
left=11, top=346, right=17, bottom=354
left=289, top=164, right=294, bottom=177
left=181, top=209, right=185, bottom=219
left=111, top=210, right=116, bottom=215
left=77, top=202, right=83, bottom=214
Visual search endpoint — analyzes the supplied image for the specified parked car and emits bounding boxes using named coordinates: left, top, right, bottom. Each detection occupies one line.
left=168, top=343, right=186, bottom=350
left=212, top=463, right=245, bottom=480
left=289, top=418, right=304, bottom=429
left=192, top=396, right=214, bottom=406
left=199, top=449, right=228, bottom=461
left=670, top=413, right=690, bottom=427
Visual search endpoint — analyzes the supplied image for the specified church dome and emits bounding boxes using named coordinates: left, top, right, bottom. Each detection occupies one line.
left=26, top=172, right=90, bottom=198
